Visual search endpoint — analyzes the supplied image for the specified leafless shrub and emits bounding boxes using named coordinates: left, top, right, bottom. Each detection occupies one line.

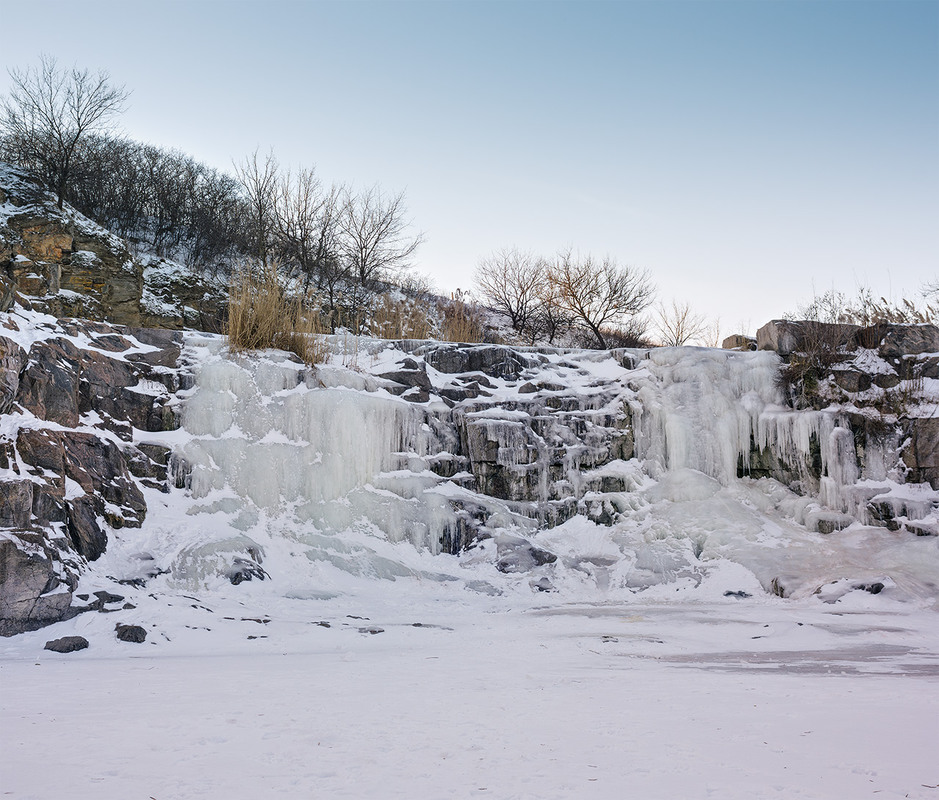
left=700, top=317, right=722, bottom=348
left=655, top=299, right=707, bottom=346
left=795, top=287, right=937, bottom=327
left=369, top=294, right=433, bottom=340
left=597, top=317, right=654, bottom=349
left=776, top=320, right=847, bottom=409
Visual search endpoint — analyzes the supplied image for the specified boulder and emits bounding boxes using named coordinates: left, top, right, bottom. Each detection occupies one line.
left=44, top=636, right=89, bottom=653
left=871, top=372, right=900, bottom=389
left=722, top=334, right=756, bottom=351
left=757, top=320, right=859, bottom=357
left=227, top=555, right=269, bottom=585
left=0, top=538, right=74, bottom=635
left=424, top=344, right=532, bottom=380
left=756, top=320, right=802, bottom=356
left=832, top=369, right=872, bottom=393
left=115, top=623, right=147, bottom=643
left=858, top=323, right=939, bottom=360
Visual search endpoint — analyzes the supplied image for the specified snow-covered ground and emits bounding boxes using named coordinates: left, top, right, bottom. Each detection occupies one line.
left=2, top=314, right=938, bottom=799
left=2, top=584, right=938, bottom=799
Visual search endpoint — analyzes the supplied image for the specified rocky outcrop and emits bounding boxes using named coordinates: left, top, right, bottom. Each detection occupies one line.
left=721, top=334, right=756, bottom=351
left=0, top=537, right=75, bottom=636
left=0, top=163, right=224, bottom=329
left=752, top=318, right=939, bottom=498
left=756, top=319, right=861, bottom=357
left=0, top=311, right=185, bottom=634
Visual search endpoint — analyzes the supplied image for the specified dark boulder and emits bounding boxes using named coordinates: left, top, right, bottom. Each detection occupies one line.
left=44, top=636, right=89, bottom=653
left=115, top=623, right=147, bottom=643
left=858, top=323, right=939, bottom=360
left=424, top=344, right=532, bottom=380
left=831, top=369, right=872, bottom=393
left=0, top=538, right=74, bottom=635
left=227, top=555, right=269, bottom=585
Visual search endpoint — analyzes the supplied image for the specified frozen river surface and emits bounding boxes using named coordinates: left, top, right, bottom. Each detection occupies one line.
left=3, top=587, right=938, bottom=800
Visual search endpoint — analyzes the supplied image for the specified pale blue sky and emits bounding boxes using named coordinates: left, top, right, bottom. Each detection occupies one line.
left=2, top=0, right=936, bottom=334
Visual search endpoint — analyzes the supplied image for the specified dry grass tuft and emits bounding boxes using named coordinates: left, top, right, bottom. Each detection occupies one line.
left=440, top=293, right=486, bottom=343
left=226, top=263, right=328, bottom=364
left=369, top=294, right=433, bottom=340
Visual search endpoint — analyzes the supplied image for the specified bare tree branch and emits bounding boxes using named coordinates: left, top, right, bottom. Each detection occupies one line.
left=1, top=55, right=128, bottom=207
left=474, top=247, right=547, bottom=336
left=338, top=186, right=423, bottom=286
left=655, top=299, right=707, bottom=346
left=549, top=250, right=654, bottom=349
left=234, top=148, right=279, bottom=267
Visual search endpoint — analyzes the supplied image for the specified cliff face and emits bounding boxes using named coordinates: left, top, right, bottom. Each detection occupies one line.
left=1, top=309, right=938, bottom=635
left=755, top=319, right=939, bottom=493
left=0, top=163, right=224, bottom=330
left=0, top=310, right=186, bottom=634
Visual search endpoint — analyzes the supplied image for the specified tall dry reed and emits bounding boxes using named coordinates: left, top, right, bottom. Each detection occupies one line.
left=226, top=263, right=328, bottom=364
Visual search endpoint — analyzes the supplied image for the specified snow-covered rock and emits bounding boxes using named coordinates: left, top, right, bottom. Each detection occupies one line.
left=0, top=162, right=224, bottom=328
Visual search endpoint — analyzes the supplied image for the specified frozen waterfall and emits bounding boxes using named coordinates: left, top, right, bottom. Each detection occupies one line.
left=163, top=335, right=938, bottom=602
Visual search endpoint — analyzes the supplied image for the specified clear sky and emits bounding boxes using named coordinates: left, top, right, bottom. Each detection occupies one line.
left=2, top=0, right=936, bottom=335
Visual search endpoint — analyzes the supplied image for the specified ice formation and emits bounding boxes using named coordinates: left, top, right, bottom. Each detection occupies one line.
left=163, top=335, right=938, bottom=603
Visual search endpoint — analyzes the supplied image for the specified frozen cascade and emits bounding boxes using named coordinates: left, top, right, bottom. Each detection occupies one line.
left=630, top=348, right=784, bottom=483
left=162, top=337, right=938, bottom=601
left=629, top=347, right=876, bottom=520
left=172, top=340, right=467, bottom=589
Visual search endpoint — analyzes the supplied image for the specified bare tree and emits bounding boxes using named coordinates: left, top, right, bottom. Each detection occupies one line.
left=924, top=278, right=939, bottom=302
left=700, top=316, right=722, bottom=348
left=528, top=279, right=574, bottom=345
left=338, top=186, right=423, bottom=286
left=234, top=148, right=279, bottom=267
left=549, top=250, right=654, bottom=349
left=272, top=166, right=341, bottom=290
left=474, top=247, right=547, bottom=337
left=0, top=55, right=128, bottom=208
left=655, top=299, right=707, bottom=346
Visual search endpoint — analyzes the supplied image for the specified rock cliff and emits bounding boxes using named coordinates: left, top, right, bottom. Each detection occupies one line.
left=1, top=312, right=937, bottom=634
left=0, top=163, right=224, bottom=330
left=0, top=310, right=185, bottom=634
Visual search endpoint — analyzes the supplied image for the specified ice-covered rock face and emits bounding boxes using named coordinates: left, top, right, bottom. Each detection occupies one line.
left=164, top=336, right=939, bottom=603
